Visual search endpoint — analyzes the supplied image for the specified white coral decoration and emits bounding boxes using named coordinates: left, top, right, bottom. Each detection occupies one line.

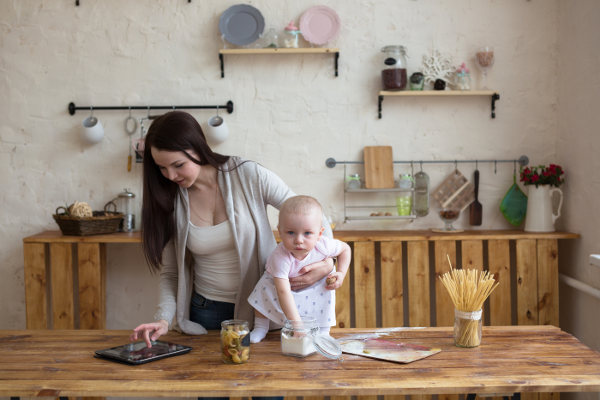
left=421, top=50, right=454, bottom=87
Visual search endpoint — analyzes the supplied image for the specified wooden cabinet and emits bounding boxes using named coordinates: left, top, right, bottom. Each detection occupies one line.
left=23, top=230, right=578, bottom=330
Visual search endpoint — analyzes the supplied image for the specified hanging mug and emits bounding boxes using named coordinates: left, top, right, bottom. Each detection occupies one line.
left=524, top=185, right=563, bottom=232
left=81, top=108, right=104, bottom=144
left=205, top=108, right=229, bottom=145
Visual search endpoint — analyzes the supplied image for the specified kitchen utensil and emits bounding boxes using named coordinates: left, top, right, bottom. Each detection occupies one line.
left=363, top=146, right=394, bottom=189
left=205, top=107, right=229, bottom=145
left=299, top=5, right=340, bottom=46
left=81, top=108, right=104, bottom=144
left=219, top=4, right=265, bottom=46
left=125, top=108, right=136, bottom=172
left=432, top=169, right=475, bottom=212
left=500, top=170, right=528, bottom=226
left=469, top=169, right=482, bottom=225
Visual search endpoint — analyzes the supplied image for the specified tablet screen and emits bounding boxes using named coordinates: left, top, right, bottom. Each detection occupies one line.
left=95, top=340, right=192, bottom=365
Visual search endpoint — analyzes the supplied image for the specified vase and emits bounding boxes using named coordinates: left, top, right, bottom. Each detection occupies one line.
left=524, top=185, right=563, bottom=232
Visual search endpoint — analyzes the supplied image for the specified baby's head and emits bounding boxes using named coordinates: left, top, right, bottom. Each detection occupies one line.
left=278, top=196, right=324, bottom=257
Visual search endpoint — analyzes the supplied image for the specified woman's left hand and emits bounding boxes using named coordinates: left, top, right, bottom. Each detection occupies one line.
left=289, top=258, right=334, bottom=291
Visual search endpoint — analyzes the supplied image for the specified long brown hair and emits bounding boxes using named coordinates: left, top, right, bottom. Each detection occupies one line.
left=142, top=111, right=230, bottom=271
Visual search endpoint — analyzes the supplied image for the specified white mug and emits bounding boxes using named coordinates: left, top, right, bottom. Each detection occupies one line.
left=81, top=115, right=104, bottom=144
left=205, top=115, right=229, bottom=144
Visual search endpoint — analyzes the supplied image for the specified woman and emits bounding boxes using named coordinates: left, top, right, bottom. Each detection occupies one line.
left=130, top=111, right=333, bottom=348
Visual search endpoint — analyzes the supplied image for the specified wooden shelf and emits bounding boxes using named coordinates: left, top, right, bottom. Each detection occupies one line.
left=377, top=90, right=500, bottom=119
left=219, top=48, right=338, bottom=55
left=218, top=48, right=340, bottom=77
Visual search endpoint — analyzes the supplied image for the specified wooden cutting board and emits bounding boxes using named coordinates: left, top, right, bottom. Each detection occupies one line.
left=363, top=146, right=395, bottom=189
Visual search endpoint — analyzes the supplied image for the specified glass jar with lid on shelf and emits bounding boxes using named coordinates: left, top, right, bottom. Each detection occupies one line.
left=381, top=45, right=408, bottom=90
left=283, top=20, right=300, bottom=48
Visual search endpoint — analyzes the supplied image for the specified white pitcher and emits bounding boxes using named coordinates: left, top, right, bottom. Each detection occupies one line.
left=524, top=185, right=563, bottom=232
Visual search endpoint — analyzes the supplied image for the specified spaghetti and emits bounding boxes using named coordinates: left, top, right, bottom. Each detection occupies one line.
left=439, top=255, right=499, bottom=347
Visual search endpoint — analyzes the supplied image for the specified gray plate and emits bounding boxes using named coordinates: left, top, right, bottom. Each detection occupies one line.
left=219, top=4, right=265, bottom=46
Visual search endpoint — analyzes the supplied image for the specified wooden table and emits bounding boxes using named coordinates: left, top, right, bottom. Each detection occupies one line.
left=23, top=230, right=579, bottom=330
left=1, top=326, right=599, bottom=398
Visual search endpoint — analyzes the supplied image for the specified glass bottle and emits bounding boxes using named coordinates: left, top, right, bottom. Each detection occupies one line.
left=283, top=20, right=300, bottom=48
left=221, top=319, right=250, bottom=364
left=381, top=45, right=408, bottom=90
left=414, top=171, right=430, bottom=217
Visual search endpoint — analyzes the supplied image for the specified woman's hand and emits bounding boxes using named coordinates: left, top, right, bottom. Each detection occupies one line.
left=130, top=319, right=169, bottom=348
left=289, top=258, right=334, bottom=291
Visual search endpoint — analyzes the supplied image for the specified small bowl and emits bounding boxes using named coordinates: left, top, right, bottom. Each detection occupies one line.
left=439, top=209, right=460, bottom=231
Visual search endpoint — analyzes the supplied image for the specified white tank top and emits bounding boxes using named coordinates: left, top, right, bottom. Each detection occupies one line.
left=187, top=220, right=240, bottom=303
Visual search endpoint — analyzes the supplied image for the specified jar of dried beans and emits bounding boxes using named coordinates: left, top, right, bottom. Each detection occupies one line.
left=381, top=45, right=408, bottom=90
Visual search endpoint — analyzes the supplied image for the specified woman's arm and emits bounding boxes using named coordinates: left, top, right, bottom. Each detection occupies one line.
left=273, top=277, right=302, bottom=322
left=288, top=257, right=334, bottom=291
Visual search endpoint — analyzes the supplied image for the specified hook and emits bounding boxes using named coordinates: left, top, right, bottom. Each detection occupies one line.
left=454, top=160, right=458, bottom=174
left=89, top=106, right=94, bottom=117
left=147, top=106, right=151, bottom=118
left=475, top=160, right=479, bottom=170
left=216, top=105, right=220, bottom=117
left=494, top=160, right=498, bottom=174
left=419, top=161, right=423, bottom=172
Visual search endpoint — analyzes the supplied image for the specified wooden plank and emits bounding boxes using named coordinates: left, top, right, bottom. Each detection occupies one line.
left=407, top=241, right=430, bottom=327
left=434, top=241, right=456, bottom=327
left=77, top=243, right=105, bottom=329
left=381, top=241, right=404, bottom=327
left=353, top=241, right=376, bottom=328
left=461, top=239, right=483, bottom=269
left=488, top=240, right=511, bottom=326
left=49, top=243, right=75, bottom=329
left=537, top=239, right=559, bottom=326
left=335, top=243, right=352, bottom=329
left=24, top=243, right=48, bottom=329
left=516, top=239, right=538, bottom=326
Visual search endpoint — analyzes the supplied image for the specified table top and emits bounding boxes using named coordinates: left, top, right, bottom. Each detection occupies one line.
left=1, top=326, right=599, bottom=398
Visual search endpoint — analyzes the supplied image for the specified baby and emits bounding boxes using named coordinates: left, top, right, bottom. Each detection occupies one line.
left=248, top=195, right=351, bottom=343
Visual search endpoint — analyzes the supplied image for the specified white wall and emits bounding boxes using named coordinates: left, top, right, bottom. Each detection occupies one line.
left=556, top=3, right=600, bottom=400
left=0, top=0, right=566, bottom=331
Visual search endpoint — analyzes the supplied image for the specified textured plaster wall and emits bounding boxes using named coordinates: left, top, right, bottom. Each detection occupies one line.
left=0, top=0, right=563, bottom=331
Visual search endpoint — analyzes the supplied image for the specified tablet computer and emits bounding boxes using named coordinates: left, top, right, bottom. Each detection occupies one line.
left=94, top=340, right=192, bottom=365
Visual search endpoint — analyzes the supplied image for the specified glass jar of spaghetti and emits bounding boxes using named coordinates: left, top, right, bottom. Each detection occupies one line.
left=454, top=309, right=482, bottom=347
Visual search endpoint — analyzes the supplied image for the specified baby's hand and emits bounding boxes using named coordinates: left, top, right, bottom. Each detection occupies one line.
left=325, top=271, right=345, bottom=290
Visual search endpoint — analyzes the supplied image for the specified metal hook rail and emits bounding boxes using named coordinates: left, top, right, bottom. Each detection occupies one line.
left=68, top=101, right=234, bottom=116
left=325, top=155, right=529, bottom=169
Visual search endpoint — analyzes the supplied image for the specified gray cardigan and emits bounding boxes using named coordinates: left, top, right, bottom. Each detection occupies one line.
left=154, top=157, right=297, bottom=334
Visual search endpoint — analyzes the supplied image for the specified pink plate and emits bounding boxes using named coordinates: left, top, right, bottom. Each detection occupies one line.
left=299, top=5, right=340, bottom=46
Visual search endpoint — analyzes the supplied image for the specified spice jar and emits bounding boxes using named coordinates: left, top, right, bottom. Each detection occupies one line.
left=281, top=317, right=342, bottom=359
left=283, top=20, right=300, bottom=48
left=454, top=309, right=482, bottom=348
left=346, top=173, right=362, bottom=190
left=221, top=319, right=250, bottom=364
left=381, top=45, right=408, bottom=90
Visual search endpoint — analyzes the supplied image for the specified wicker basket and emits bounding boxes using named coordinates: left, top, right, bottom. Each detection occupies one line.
left=53, top=209, right=124, bottom=236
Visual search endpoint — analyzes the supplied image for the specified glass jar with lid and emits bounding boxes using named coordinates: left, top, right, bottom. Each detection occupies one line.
left=381, top=45, right=408, bottom=90
left=281, top=317, right=342, bottom=359
left=283, top=20, right=300, bottom=48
